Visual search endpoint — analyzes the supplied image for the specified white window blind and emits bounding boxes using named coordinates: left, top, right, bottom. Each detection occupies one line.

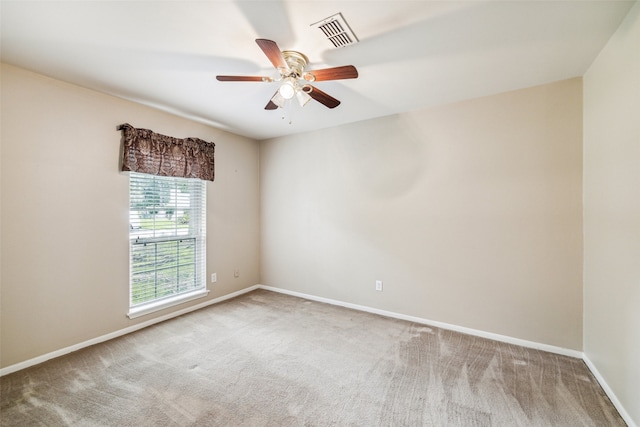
left=128, top=172, right=206, bottom=312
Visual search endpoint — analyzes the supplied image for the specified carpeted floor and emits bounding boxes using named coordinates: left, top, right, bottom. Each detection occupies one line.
left=0, top=289, right=625, bottom=426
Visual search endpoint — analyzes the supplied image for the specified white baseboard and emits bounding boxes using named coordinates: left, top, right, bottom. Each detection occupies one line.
left=257, top=285, right=583, bottom=358
left=258, top=285, right=640, bottom=425
left=0, top=285, right=260, bottom=377
left=3, top=283, right=634, bottom=427
left=583, top=355, right=637, bottom=427
left=0, top=284, right=579, bottom=376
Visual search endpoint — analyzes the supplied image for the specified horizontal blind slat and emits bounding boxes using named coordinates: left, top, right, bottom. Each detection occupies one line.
left=129, top=172, right=206, bottom=308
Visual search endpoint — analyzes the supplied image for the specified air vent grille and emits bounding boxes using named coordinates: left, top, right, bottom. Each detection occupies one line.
left=312, top=13, right=358, bottom=48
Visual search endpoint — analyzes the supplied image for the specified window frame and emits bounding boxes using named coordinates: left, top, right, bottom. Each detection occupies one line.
left=127, top=172, right=208, bottom=319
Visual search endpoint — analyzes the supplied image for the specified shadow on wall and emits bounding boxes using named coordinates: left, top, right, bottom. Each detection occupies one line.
left=336, top=114, right=428, bottom=200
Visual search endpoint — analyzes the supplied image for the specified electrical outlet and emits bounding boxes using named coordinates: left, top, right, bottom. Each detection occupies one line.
left=375, top=280, right=383, bottom=292
left=211, top=273, right=217, bottom=283
left=234, top=269, right=240, bottom=278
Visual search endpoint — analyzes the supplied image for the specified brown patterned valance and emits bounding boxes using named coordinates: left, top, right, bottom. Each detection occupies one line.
left=118, top=123, right=215, bottom=181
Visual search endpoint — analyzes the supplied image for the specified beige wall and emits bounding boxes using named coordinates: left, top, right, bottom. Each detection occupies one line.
left=0, top=64, right=261, bottom=368
left=1, top=14, right=637, bottom=420
left=583, top=2, right=640, bottom=425
left=261, top=78, right=584, bottom=350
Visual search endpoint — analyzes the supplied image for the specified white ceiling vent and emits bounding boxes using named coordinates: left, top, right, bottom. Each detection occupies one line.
left=312, top=13, right=359, bottom=48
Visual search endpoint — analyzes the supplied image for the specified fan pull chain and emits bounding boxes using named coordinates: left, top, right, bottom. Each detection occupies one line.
left=282, top=99, right=295, bottom=125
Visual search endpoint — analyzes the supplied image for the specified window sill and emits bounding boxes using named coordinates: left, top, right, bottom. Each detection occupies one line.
left=127, top=289, right=210, bottom=319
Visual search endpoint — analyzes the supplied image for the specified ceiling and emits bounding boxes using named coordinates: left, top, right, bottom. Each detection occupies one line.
left=0, top=1, right=634, bottom=140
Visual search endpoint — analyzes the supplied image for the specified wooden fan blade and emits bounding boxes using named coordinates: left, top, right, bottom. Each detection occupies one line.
left=216, top=75, right=272, bottom=82
left=265, top=101, right=279, bottom=110
left=265, top=91, right=280, bottom=110
left=303, top=65, right=358, bottom=82
left=255, top=39, right=289, bottom=71
left=305, top=85, right=341, bottom=109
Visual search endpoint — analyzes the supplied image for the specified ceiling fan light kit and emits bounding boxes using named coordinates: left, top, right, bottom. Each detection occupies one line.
left=296, top=90, right=312, bottom=107
left=216, top=38, right=358, bottom=112
left=278, top=78, right=297, bottom=100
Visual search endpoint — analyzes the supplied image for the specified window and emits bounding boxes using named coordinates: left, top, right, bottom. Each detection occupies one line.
left=128, top=172, right=207, bottom=318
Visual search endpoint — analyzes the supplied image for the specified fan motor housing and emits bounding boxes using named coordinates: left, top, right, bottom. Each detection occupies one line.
left=281, top=51, right=308, bottom=77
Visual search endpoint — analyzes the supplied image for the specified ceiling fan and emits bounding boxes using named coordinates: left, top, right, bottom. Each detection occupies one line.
left=216, top=39, right=358, bottom=110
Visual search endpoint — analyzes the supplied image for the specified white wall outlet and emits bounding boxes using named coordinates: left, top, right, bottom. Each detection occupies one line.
left=211, top=273, right=217, bottom=283
left=234, top=269, right=240, bottom=278
left=376, top=280, right=383, bottom=292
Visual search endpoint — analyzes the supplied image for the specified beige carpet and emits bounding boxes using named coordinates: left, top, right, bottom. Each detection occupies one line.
left=0, top=289, right=625, bottom=426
